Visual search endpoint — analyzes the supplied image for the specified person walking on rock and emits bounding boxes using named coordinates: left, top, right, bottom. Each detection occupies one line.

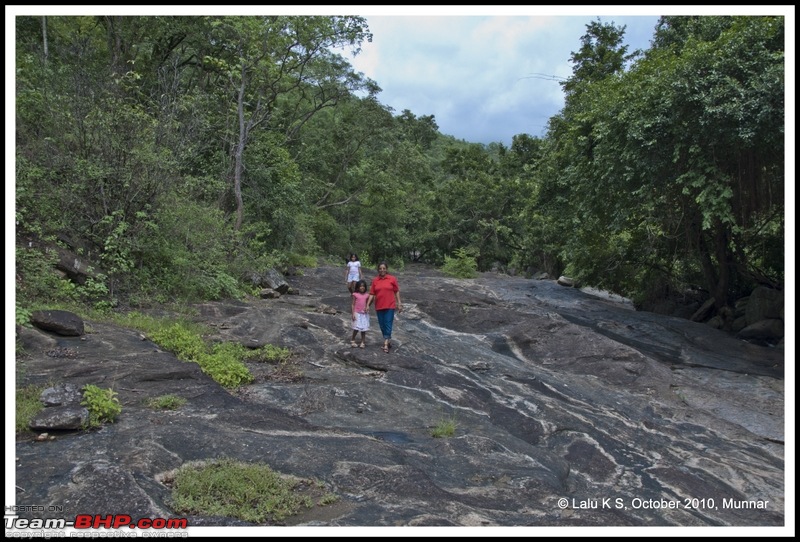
left=367, top=261, right=402, bottom=353
left=350, top=280, right=370, bottom=348
left=344, top=252, right=363, bottom=294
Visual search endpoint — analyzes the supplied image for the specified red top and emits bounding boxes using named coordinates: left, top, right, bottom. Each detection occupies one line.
left=369, top=273, right=399, bottom=310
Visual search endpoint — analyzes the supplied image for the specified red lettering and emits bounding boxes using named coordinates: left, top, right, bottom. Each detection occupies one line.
left=113, top=515, right=132, bottom=528
left=73, top=514, right=188, bottom=530
left=74, top=515, right=93, bottom=529
left=93, top=515, right=114, bottom=528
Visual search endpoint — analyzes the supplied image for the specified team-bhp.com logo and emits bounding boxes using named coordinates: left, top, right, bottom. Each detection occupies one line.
left=5, top=512, right=188, bottom=531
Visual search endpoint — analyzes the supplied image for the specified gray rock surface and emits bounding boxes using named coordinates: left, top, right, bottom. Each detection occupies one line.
left=12, top=264, right=786, bottom=532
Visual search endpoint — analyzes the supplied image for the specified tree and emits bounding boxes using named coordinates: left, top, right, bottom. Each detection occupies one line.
left=203, top=16, right=372, bottom=231
left=646, top=16, right=785, bottom=304
left=561, top=18, right=634, bottom=97
left=520, top=20, right=635, bottom=282
left=278, top=94, right=395, bottom=256
left=397, top=109, right=439, bottom=149
left=532, top=15, right=784, bottom=308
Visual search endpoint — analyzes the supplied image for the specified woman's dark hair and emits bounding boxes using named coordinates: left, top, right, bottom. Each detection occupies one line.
left=377, top=260, right=389, bottom=270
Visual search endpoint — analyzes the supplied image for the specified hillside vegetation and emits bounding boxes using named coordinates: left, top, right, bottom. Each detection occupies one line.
left=15, top=15, right=784, bottom=320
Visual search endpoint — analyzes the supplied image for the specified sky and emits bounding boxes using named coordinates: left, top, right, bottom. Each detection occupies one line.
left=344, top=12, right=659, bottom=146
left=337, top=6, right=794, bottom=146
left=5, top=5, right=795, bottom=537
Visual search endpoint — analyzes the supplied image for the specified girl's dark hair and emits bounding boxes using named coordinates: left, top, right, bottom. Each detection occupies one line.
left=349, top=253, right=359, bottom=261
left=354, top=280, right=368, bottom=291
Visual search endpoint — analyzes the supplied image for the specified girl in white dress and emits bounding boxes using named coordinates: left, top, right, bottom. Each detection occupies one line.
left=344, top=252, right=362, bottom=293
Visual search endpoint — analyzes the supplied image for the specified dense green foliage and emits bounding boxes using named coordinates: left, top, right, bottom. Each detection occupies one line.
left=15, top=15, right=784, bottom=317
left=524, top=16, right=784, bottom=307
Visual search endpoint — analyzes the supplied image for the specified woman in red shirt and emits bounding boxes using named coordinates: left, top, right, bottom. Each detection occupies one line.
left=367, top=261, right=403, bottom=353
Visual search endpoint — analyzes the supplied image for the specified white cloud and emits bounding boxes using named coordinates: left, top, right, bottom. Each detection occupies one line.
left=347, top=14, right=662, bottom=144
left=342, top=5, right=793, bottom=145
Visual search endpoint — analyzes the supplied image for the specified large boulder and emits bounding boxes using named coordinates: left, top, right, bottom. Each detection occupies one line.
left=30, top=310, right=85, bottom=336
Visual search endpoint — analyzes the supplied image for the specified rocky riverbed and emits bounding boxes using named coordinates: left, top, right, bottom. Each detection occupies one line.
left=12, top=264, right=787, bottom=534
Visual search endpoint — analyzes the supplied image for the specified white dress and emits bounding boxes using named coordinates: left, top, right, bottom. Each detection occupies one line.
left=353, top=312, right=370, bottom=332
left=352, top=291, right=370, bottom=331
left=347, top=260, right=361, bottom=282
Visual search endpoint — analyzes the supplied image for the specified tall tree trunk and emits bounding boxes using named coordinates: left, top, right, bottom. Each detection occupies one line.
left=41, top=16, right=48, bottom=60
left=697, top=222, right=732, bottom=311
left=710, top=222, right=732, bottom=309
left=233, top=68, right=248, bottom=231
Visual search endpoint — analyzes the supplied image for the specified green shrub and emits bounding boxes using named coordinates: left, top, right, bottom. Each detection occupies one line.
left=240, top=343, right=302, bottom=382
left=200, top=270, right=243, bottom=301
left=441, top=248, right=478, bottom=279
left=112, top=311, right=166, bottom=334
left=151, top=323, right=208, bottom=362
left=81, top=384, right=122, bottom=427
left=356, top=251, right=374, bottom=270
left=75, top=276, right=112, bottom=311
left=198, top=343, right=254, bottom=388
left=16, top=303, right=33, bottom=328
left=149, top=324, right=254, bottom=388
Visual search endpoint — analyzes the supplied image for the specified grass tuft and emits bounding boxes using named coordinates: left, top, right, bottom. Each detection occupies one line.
left=16, top=384, right=45, bottom=434
left=168, top=458, right=333, bottom=524
left=431, top=416, right=458, bottom=438
left=146, top=394, right=187, bottom=410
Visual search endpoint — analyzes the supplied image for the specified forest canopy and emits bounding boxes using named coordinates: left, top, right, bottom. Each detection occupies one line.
left=14, top=15, right=785, bottom=315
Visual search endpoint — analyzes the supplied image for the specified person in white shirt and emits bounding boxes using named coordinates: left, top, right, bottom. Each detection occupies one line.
left=344, top=252, right=363, bottom=293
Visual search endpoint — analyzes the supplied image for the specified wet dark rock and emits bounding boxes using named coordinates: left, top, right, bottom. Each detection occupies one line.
left=14, top=264, right=785, bottom=529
